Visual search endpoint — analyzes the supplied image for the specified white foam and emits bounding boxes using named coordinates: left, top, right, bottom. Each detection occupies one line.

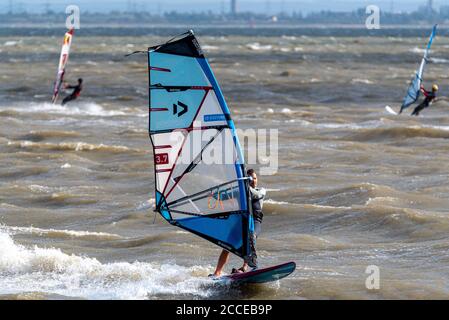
left=0, top=230, right=214, bottom=299
left=411, top=47, right=425, bottom=54
left=246, top=42, right=272, bottom=51
left=316, top=120, right=382, bottom=130
left=0, top=224, right=122, bottom=240
left=264, top=199, right=290, bottom=205
left=305, top=204, right=352, bottom=210
left=28, top=184, right=52, bottom=193
left=136, top=199, right=156, bottom=211
left=430, top=57, right=449, bottom=64
left=351, top=78, right=374, bottom=85
left=7, top=140, right=131, bottom=153
left=3, top=41, right=20, bottom=47
left=202, top=45, right=219, bottom=51
left=365, top=197, right=398, bottom=206
left=4, top=102, right=129, bottom=117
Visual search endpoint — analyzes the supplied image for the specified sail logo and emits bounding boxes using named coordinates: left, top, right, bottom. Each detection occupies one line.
left=173, top=101, right=188, bottom=117
left=204, top=114, right=227, bottom=122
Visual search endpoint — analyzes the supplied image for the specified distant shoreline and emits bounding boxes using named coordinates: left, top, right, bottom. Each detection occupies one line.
left=0, top=24, right=447, bottom=37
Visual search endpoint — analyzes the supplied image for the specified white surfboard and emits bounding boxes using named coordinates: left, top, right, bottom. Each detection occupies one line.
left=385, top=105, right=398, bottom=115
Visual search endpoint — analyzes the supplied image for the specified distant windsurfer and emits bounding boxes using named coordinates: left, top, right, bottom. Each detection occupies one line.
left=61, top=78, right=83, bottom=105
left=211, top=169, right=266, bottom=277
left=408, top=84, right=438, bottom=116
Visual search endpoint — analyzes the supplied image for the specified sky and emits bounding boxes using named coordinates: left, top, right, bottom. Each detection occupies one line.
left=0, top=0, right=445, bottom=15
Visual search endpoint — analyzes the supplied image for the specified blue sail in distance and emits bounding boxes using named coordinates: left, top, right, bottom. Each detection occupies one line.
left=400, top=24, right=437, bottom=113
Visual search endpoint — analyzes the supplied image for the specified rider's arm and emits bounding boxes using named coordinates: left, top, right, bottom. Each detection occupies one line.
left=420, top=85, right=430, bottom=97
left=249, top=187, right=266, bottom=200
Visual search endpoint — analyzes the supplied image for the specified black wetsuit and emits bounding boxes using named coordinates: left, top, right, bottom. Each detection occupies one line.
left=62, top=83, right=82, bottom=106
left=411, top=88, right=436, bottom=116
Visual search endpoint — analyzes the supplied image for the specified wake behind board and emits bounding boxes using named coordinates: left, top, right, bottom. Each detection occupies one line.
left=385, top=105, right=398, bottom=115
left=216, top=261, right=296, bottom=284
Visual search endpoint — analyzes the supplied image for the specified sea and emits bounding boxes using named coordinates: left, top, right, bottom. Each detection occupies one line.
left=1, top=25, right=449, bottom=299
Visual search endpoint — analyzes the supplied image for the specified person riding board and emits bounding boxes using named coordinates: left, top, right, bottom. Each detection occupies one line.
left=400, top=84, right=438, bottom=116
left=211, top=169, right=266, bottom=277
left=61, top=78, right=83, bottom=106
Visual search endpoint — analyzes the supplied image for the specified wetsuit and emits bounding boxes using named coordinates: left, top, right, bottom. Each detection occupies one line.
left=411, top=87, right=436, bottom=116
left=245, top=187, right=266, bottom=268
left=250, top=186, right=266, bottom=234
left=62, top=83, right=82, bottom=106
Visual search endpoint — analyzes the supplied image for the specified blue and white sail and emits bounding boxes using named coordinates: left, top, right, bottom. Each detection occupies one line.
left=147, top=31, right=255, bottom=260
left=399, top=24, right=437, bottom=113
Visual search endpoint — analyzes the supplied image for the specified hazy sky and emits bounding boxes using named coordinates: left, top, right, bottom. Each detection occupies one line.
left=0, top=0, right=444, bottom=14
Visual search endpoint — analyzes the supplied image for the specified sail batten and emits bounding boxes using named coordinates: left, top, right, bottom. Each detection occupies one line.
left=148, top=31, right=254, bottom=259
left=400, top=25, right=437, bottom=113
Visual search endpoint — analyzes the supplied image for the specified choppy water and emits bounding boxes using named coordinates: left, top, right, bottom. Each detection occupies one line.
left=1, top=29, right=449, bottom=300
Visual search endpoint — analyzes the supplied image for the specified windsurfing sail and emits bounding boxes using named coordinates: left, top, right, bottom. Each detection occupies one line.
left=399, top=24, right=437, bottom=113
left=52, top=28, right=74, bottom=104
left=147, top=31, right=255, bottom=261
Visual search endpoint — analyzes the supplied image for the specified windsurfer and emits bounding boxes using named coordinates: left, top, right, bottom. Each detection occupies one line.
left=61, top=78, right=83, bottom=105
left=409, top=84, right=438, bottom=116
left=211, top=169, right=266, bottom=277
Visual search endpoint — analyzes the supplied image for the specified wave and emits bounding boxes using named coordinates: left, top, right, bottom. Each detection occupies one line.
left=117, top=128, right=147, bottom=137
left=350, top=204, right=449, bottom=241
left=18, top=130, right=81, bottom=142
left=2, top=40, right=21, bottom=46
left=6, top=140, right=138, bottom=154
left=0, top=231, right=215, bottom=299
left=430, top=57, right=449, bottom=64
left=410, top=47, right=425, bottom=54
left=0, top=225, right=123, bottom=241
left=246, top=42, right=272, bottom=51
left=107, top=234, right=174, bottom=248
left=351, top=78, right=374, bottom=85
left=264, top=183, right=394, bottom=213
left=202, top=45, right=219, bottom=51
left=286, top=183, right=397, bottom=208
left=1, top=102, right=129, bottom=117
left=345, top=126, right=449, bottom=142
left=0, top=166, right=49, bottom=179
left=264, top=199, right=290, bottom=206
left=30, top=192, right=98, bottom=207
left=136, top=199, right=156, bottom=211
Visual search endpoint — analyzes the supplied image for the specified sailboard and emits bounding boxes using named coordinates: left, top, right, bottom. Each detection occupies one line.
left=216, top=262, right=296, bottom=284
left=52, top=28, right=74, bottom=104
left=145, top=30, right=295, bottom=283
left=397, top=24, right=437, bottom=114
left=385, top=105, right=398, bottom=115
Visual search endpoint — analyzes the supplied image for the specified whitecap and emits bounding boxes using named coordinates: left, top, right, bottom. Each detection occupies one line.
left=0, top=230, right=215, bottom=299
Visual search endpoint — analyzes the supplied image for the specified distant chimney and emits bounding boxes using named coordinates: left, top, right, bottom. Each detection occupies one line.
left=231, top=0, right=237, bottom=15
